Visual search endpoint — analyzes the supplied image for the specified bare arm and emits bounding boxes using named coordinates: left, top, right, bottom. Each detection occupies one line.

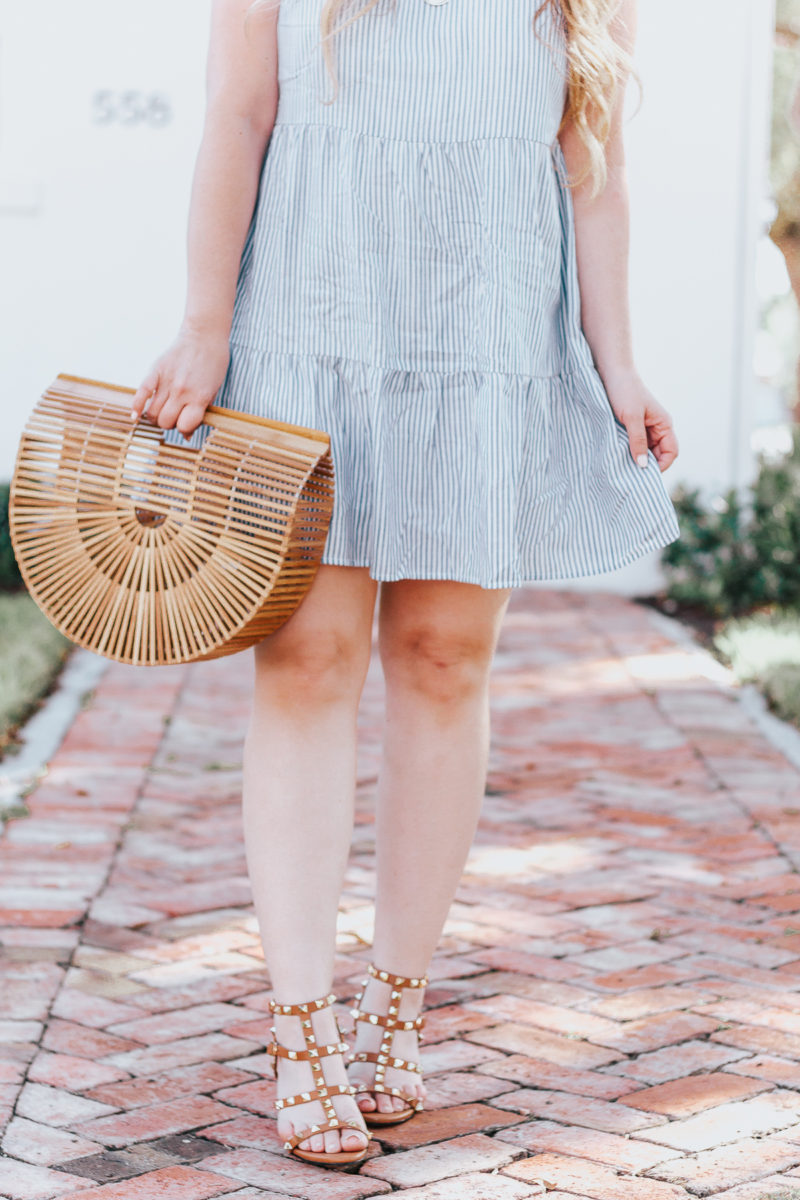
left=558, top=0, right=678, bottom=472
left=132, top=0, right=279, bottom=435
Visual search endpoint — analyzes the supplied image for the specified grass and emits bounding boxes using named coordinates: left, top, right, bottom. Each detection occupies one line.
left=713, top=609, right=800, bottom=728
left=0, top=592, right=71, bottom=755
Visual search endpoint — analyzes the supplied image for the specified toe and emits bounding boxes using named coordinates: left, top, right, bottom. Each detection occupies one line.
left=341, top=1125, right=367, bottom=1152
left=376, top=1092, right=395, bottom=1113
left=357, top=1092, right=377, bottom=1111
left=324, top=1128, right=341, bottom=1154
left=393, top=1095, right=406, bottom=1111
left=308, top=1132, right=325, bottom=1153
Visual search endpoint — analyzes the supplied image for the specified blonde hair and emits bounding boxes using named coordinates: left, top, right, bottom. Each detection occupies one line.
left=250, top=0, right=631, bottom=195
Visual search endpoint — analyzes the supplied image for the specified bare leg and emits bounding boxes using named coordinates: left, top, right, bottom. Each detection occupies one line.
left=242, top=565, right=378, bottom=1155
left=347, top=579, right=511, bottom=1114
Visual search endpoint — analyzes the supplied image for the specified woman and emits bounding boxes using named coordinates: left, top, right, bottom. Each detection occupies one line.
left=132, top=0, right=680, bottom=1170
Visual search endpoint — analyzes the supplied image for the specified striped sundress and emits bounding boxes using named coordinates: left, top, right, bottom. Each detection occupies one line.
left=212, top=0, right=681, bottom=587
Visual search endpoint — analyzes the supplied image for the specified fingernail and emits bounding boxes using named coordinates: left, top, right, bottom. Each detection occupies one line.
left=636, top=453, right=649, bottom=468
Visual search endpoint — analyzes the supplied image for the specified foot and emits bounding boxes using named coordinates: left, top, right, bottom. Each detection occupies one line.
left=346, top=973, right=427, bottom=1117
left=272, top=1006, right=370, bottom=1157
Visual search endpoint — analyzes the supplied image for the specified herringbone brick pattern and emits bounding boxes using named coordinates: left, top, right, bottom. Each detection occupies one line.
left=2, top=589, right=800, bottom=1198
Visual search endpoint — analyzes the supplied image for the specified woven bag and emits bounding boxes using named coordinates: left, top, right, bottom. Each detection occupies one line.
left=10, top=374, right=335, bottom=666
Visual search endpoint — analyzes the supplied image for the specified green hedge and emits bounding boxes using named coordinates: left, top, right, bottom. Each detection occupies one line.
left=0, top=483, right=23, bottom=591
left=662, top=428, right=800, bottom=618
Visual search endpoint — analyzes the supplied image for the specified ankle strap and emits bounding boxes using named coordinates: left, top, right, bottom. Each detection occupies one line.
left=368, top=963, right=428, bottom=989
left=268, top=991, right=337, bottom=1016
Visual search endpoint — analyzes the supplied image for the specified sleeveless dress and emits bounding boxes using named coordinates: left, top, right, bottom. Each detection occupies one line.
left=211, top=0, right=681, bottom=587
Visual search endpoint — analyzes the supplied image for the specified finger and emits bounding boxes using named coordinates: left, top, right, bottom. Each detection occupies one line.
left=130, top=371, right=159, bottom=420
left=621, top=413, right=649, bottom=468
left=146, top=382, right=170, bottom=423
left=175, top=403, right=208, bottom=439
left=653, top=427, right=680, bottom=472
left=154, top=395, right=183, bottom=430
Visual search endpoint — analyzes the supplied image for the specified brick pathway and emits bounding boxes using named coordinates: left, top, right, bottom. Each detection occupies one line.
left=2, top=588, right=800, bottom=1200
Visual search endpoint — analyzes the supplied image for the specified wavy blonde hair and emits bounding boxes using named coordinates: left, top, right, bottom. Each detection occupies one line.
left=249, top=0, right=631, bottom=195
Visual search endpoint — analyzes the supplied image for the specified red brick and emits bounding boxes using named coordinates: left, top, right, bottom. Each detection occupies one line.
left=211, top=1079, right=276, bottom=1115
left=587, top=985, right=724, bottom=1019
left=106, top=1002, right=263, bottom=1045
left=495, top=1119, right=682, bottom=1174
left=71, top=1095, right=238, bottom=1147
left=588, top=962, right=708, bottom=991
left=84, top=1061, right=255, bottom=1108
left=42, top=1019, right=141, bottom=1060
left=101, top=1032, right=263, bottom=1076
left=0, top=908, right=85, bottom=927
left=620, top=1072, right=770, bottom=1116
left=710, top=1024, right=800, bottom=1059
left=379, top=1173, right=548, bottom=1199
left=123, top=975, right=265, bottom=1013
left=50, top=990, right=143, bottom=1028
left=423, top=1070, right=514, bottom=1110
left=417, top=1004, right=498, bottom=1043
left=635, top=1089, right=800, bottom=1152
left=15, top=1082, right=118, bottom=1127
left=360, top=1132, right=523, bottom=1186
left=1, top=1115, right=103, bottom=1166
left=724, top=1054, right=800, bottom=1088
left=200, top=1112, right=284, bottom=1152
left=490, top=1087, right=666, bottom=1134
left=466, top=994, right=622, bottom=1043
left=502, top=1151, right=693, bottom=1199
left=463, top=1022, right=621, bottom=1068
left=0, top=1156, right=89, bottom=1197
left=67, top=1165, right=241, bottom=1200
left=28, top=1052, right=129, bottom=1092
left=476, top=1054, right=638, bottom=1100
left=712, top=1178, right=800, bottom=1200
left=651, top=1136, right=800, bottom=1192
left=198, top=1144, right=393, bottom=1197
left=467, top=947, right=587, bottom=980
left=373, top=1102, right=526, bottom=1149
left=604, top=1038, right=750, bottom=1084
left=420, top=1039, right=506, bottom=1075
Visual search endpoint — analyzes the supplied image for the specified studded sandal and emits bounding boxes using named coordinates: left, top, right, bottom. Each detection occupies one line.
left=346, top=963, right=428, bottom=1127
left=268, top=991, right=371, bottom=1168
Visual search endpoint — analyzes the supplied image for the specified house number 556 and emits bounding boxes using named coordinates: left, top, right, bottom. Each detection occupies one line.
left=92, top=90, right=173, bottom=128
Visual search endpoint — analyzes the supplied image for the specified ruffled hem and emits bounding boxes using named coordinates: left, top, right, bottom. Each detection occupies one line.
left=204, top=344, right=681, bottom=590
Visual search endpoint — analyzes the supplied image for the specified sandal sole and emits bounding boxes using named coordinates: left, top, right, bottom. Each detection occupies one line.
left=362, top=1106, right=418, bottom=1126
left=290, top=1148, right=370, bottom=1170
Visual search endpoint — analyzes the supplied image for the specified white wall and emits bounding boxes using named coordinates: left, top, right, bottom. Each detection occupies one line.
left=0, top=0, right=775, bottom=594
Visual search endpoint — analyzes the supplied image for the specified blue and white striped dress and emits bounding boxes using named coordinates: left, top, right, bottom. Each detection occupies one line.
left=213, top=0, right=681, bottom=587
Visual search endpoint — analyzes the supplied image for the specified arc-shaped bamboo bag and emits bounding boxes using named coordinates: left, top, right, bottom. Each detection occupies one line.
left=9, top=375, right=335, bottom=666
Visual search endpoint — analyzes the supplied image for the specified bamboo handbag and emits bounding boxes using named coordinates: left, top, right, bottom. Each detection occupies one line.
left=9, top=374, right=335, bottom=666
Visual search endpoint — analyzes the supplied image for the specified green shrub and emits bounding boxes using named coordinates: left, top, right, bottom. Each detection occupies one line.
left=763, top=661, right=800, bottom=725
left=0, top=593, right=70, bottom=751
left=0, top=483, right=23, bottom=591
left=662, top=428, right=800, bottom=617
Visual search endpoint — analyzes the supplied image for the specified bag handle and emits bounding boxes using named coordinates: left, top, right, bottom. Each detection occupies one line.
left=50, top=374, right=331, bottom=459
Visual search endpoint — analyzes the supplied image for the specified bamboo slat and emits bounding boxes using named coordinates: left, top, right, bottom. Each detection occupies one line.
left=9, top=374, right=335, bottom=665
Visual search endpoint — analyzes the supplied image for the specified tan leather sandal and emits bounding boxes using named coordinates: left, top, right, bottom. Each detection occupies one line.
left=346, top=963, right=428, bottom=1127
left=268, top=991, right=371, bottom=1169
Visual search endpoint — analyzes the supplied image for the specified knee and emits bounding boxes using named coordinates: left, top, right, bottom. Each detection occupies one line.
left=380, top=624, right=494, bottom=707
left=254, top=627, right=368, bottom=706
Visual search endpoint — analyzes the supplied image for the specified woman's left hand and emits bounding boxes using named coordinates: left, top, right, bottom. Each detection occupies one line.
left=602, top=366, right=679, bottom=473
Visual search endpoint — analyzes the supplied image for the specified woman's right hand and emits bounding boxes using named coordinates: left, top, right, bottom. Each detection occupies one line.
left=130, top=325, right=232, bottom=438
